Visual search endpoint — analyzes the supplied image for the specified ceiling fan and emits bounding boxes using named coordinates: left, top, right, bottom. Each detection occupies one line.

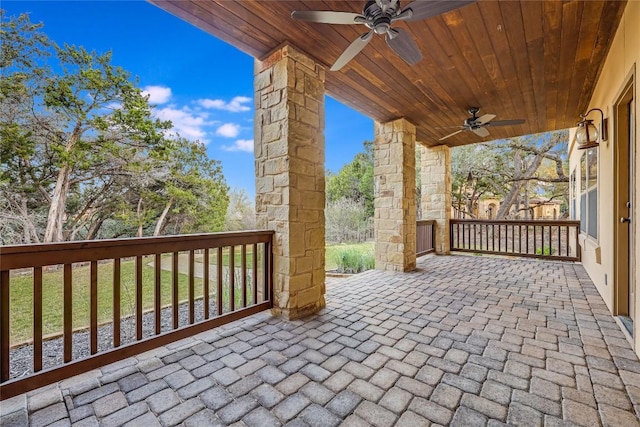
left=291, top=0, right=475, bottom=71
left=439, top=107, right=526, bottom=141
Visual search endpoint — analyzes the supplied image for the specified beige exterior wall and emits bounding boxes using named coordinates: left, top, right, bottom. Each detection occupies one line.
left=568, top=1, right=640, bottom=353
left=476, top=198, right=560, bottom=220
left=254, top=45, right=326, bottom=319
left=374, top=119, right=417, bottom=271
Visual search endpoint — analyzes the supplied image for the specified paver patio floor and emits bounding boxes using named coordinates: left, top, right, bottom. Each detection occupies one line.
left=2, top=255, right=640, bottom=426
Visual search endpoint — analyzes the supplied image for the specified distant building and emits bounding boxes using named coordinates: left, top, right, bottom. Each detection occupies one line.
left=452, top=197, right=564, bottom=220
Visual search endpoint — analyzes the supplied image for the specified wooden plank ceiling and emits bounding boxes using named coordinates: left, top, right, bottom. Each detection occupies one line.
left=150, top=0, right=626, bottom=147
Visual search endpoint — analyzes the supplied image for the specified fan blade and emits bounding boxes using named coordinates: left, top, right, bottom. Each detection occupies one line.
left=331, top=31, right=374, bottom=71
left=439, top=129, right=463, bottom=141
left=402, top=1, right=475, bottom=21
left=472, top=127, right=490, bottom=137
left=291, top=10, right=363, bottom=25
left=487, top=119, right=526, bottom=127
left=386, top=28, right=423, bottom=65
left=476, top=114, right=496, bottom=125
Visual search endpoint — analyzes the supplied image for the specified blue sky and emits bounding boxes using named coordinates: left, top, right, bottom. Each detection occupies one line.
left=3, top=0, right=374, bottom=197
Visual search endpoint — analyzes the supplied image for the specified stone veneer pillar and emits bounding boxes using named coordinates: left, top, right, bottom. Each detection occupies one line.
left=420, top=145, right=452, bottom=254
left=374, top=119, right=417, bottom=272
left=254, top=45, right=326, bottom=319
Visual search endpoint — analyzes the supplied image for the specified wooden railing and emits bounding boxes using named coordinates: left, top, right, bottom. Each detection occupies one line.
left=0, top=230, right=274, bottom=400
left=417, top=220, right=435, bottom=256
left=450, top=219, right=581, bottom=261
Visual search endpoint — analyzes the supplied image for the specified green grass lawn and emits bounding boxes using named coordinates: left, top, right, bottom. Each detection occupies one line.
left=8, top=249, right=261, bottom=344
left=8, top=243, right=372, bottom=344
left=195, top=245, right=263, bottom=268
left=10, top=257, right=188, bottom=343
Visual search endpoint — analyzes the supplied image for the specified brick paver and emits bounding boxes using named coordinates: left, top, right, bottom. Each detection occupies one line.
left=3, top=256, right=640, bottom=426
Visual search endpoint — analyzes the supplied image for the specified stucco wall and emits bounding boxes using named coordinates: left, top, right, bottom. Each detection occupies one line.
left=568, top=1, right=639, bottom=351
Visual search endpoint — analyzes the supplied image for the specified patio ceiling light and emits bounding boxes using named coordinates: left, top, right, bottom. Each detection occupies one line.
left=576, top=108, right=607, bottom=149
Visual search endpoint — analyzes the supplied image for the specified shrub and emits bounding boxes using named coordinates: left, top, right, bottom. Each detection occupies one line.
left=325, top=198, right=373, bottom=244
left=332, top=247, right=375, bottom=273
left=535, top=246, right=556, bottom=256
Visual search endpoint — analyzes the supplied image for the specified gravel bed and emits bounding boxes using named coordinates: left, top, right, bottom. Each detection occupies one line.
left=9, top=299, right=225, bottom=379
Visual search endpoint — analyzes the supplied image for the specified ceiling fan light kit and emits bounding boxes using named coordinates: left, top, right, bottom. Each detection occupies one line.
left=291, top=0, right=475, bottom=71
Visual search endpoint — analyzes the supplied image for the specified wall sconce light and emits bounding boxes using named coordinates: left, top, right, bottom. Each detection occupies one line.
left=576, top=108, right=607, bottom=149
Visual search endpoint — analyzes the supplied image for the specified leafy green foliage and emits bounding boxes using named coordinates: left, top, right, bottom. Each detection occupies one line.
left=326, top=140, right=374, bottom=218
left=451, top=131, right=569, bottom=219
left=330, top=246, right=375, bottom=274
left=0, top=11, right=228, bottom=243
left=535, top=246, right=556, bottom=256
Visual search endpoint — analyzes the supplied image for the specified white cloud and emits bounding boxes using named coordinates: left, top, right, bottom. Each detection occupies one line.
left=222, top=139, right=254, bottom=153
left=154, top=106, right=209, bottom=142
left=216, top=123, right=241, bottom=138
left=142, top=91, right=250, bottom=145
left=198, top=96, right=252, bottom=112
left=142, top=85, right=172, bottom=104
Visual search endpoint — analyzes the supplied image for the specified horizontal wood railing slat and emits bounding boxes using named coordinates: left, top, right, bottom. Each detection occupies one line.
left=0, top=231, right=275, bottom=270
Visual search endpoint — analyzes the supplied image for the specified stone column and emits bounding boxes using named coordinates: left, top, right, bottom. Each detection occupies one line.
left=374, top=119, right=416, bottom=272
left=420, top=145, right=451, bottom=254
left=254, top=45, right=326, bottom=319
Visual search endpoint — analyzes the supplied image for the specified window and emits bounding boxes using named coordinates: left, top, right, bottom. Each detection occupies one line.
left=579, top=149, right=598, bottom=239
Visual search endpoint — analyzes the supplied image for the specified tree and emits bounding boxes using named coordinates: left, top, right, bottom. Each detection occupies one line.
left=450, top=144, right=499, bottom=218
left=325, top=197, right=372, bottom=244
left=450, top=130, right=570, bottom=219
left=0, top=12, right=229, bottom=243
left=326, top=140, right=374, bottom=218
left=224, top=188, right=256, bottom=231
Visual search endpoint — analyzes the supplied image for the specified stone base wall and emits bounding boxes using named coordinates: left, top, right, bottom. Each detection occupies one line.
left=254, top=45, right=326, bottom=319
left=374, top=119, right=417, bottom=272
left=420, top=145, right=451, bottom=254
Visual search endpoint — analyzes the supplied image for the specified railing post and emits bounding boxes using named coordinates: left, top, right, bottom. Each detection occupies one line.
left=449, top=221, right=454, bottom=252
left=1, top=270, right=10, bottom=383
left=416, top=220, right=436, bottom=256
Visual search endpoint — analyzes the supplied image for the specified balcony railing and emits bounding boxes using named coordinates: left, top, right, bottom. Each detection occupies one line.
left=416, top=220, right=435, bottom=256
left=0, top=230, right=274, bottom=400
left=450, top=219, right=581, bottom=261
